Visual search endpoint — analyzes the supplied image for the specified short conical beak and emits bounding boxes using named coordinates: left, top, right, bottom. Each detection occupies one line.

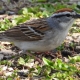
left=74, top=13, right=80, bottom=18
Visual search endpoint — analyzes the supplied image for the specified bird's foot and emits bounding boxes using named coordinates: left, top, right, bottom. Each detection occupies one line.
left=26, top=51, right=42, bottom=63
left=35, top=51, right=53, bottom=55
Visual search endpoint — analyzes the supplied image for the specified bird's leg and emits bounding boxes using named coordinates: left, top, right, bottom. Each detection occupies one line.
left=35, top=49, right=58, bottom=58
left=36, top=51, right=52, bottom=55
left=22, top=50, right=42, bottom=63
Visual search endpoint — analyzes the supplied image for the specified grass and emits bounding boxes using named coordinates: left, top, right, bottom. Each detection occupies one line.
left=0, top=1, right=80, bottom=80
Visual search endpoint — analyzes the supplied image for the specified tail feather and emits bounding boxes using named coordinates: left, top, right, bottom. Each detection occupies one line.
left=0, top=32, right=11, bottom=41
left=0, top=32, right=5, bottom=40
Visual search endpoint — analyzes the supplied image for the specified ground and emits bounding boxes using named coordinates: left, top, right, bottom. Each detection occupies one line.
left=0, top=14, right=80, bottom=80
left=0, top=1, right=80, bottom=80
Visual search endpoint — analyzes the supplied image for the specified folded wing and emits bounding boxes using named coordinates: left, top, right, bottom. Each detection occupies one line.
left=4, top=18, right=51, bottom=41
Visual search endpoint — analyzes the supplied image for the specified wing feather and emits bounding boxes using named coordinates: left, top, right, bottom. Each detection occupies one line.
left=4, top=18, right=51, bottom=41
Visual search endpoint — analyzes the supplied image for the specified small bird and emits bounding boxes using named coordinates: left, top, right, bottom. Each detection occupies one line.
left=0, top=8, right=80, bottom=53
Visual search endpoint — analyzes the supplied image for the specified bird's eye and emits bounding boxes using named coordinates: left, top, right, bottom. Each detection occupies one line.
left=66, top=14, right=71, bottom=17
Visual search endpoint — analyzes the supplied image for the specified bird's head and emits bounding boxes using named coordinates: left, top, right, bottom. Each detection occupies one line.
left=53, top=8, right=80, bottom=18
left=50, top=8, right=80, bottom=30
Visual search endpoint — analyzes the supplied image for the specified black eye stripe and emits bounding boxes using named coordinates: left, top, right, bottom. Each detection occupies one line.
left=66, top=14, right=71, bottom=17
left=54, top=14, right=71, bottom=18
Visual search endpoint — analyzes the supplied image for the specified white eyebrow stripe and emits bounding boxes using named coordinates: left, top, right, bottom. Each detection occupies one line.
left=52, top=11, right=72, bottom=17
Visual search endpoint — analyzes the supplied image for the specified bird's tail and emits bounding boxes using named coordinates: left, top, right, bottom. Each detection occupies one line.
left=0, top=32, right=10, bottom=41
left=0, top=32, right=5, bottom=41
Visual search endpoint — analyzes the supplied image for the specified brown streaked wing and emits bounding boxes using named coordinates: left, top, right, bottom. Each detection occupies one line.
left=4, top=18, right=51, bottom=41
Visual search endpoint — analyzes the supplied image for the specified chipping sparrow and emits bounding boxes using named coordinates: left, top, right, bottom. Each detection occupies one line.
left=0, top=8, right=80, bottom=52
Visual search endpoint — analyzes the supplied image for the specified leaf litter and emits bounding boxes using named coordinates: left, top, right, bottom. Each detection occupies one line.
left=0, top=14, right=80, bottom=80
